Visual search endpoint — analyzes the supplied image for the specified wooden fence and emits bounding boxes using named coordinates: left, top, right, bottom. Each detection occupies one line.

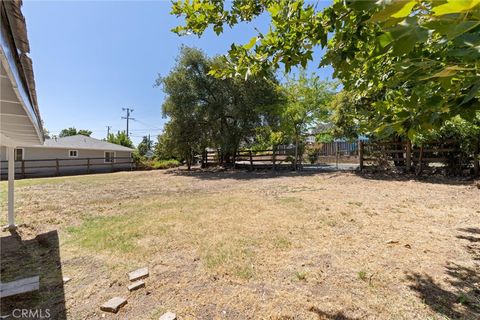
left=359, top=140, right=480, bottom=176
left=203, top=148, right=296, bottom=170
left=202, top=141, right=360, bottom=169
left=0, top=157, right=134, bottom=179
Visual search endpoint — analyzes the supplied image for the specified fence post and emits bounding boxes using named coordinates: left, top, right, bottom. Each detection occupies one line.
left=335, top=141, right=339, bottom=170
left=272, top=146, right=277, bottom=171
left=416, top=145, right=424, bottom=175
left=55, top=159, right=59, bottom=176
left=406, top=140, right=412, bottom=173
left=359, top=140, right=364, bottom=171
left=21, top=160, right=25, bottom=178
left=111, top=159, right=114, bottom=172
left=474, top=146, right=479, bottom=177
left=249, top=150, right=253, bottom=171
left=217, top=148, right=222, bottom=166
left=87, top=158, right=91, bottom=174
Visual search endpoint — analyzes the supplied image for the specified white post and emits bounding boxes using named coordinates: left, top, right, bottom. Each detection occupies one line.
left=7, top=146, right=16, bottom=230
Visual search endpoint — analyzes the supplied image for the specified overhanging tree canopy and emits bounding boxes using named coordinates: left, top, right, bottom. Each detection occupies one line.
left=171, top=0, right=480, bottom=139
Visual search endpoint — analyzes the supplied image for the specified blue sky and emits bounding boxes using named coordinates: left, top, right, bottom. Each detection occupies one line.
left=24, top=0, right=333, bottom=145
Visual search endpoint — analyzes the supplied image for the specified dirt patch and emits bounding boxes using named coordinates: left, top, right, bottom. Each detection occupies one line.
left=1, top=170, right=479, bottom=319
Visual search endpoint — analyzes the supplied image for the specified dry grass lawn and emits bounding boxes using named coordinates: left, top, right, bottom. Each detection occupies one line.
left=1, top=169, right=479, bottom=319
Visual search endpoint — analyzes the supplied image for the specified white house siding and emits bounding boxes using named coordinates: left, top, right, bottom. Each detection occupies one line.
left=0, top=146, right=133, bottom=179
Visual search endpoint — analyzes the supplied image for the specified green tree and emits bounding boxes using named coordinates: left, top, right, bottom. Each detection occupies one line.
left=59, top=127, right=92, bottom=137
left=171, top=0, right=480, bottom=140
left=107, top=131, right=133, bottom=148
left=280, top=71, right=335, bottom=169
left=137, top=135, right=153, bottom=156
left=329, top=91, right=363, bottom=140
left=154, top=131, right=176, bottom=160
left=156, top=46, right=283, bottom=168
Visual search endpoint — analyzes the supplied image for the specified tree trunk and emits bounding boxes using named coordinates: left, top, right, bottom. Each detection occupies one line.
left=294, top=138, right=299, bottom=171
left=416, top=146, right=424, bottom=176
left=391, top=136, right=405, bottom=167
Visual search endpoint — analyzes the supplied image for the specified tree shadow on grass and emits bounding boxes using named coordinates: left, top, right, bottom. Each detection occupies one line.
left=167, top=167, right=328, bottom=181
left=406, top=228, right=480, bottom=320
left=354, top=171, right=476, bottom=186
left=167, top=166, right=477, bottom=185
left=308, top=306, right=359, bottom=320
left=0, top=230, right=66, bottom=319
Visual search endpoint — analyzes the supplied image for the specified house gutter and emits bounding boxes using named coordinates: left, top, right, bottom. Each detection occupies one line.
left=0, top=1, right=43, bottom=146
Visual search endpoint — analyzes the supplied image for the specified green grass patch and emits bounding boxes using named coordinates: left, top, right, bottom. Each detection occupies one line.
left=273, top=236, right=292, bottom=250
left=202, top=239, right=256, bottom=279
left=295, top=271, right=308, bottom=281
left=66, top=214, right=168, bottom=253
left=358, top=270, right=368, bottom=281
left=347, top=201, right=363, bottom=207
left=67, top=216, right=141, bottom=252
left=278, top=196, right=302, bottom=204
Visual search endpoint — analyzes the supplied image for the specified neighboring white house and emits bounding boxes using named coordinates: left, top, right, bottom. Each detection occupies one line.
left=0, top=135, right=134, bottom=179
left=0, top=0, right=44, bottom=230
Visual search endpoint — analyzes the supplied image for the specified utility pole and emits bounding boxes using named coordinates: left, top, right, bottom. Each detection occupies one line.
left=106, top=126, right=111, bottom=137
left=121, top=107, right=135, bottom=137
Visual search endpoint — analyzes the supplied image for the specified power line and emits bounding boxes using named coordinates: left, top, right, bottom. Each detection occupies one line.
left=121, top=107, right=135, bottom=137
left=128, top=128, right=163, bottom=132
left=131, top=118, right=163, bottom=131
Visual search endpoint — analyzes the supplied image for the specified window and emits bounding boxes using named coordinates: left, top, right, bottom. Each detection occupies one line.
left=69, top=150, right=78, bottom=158
left=104, top=151, right=115, bottom=163
left=15, top=148, right=24, bottom=161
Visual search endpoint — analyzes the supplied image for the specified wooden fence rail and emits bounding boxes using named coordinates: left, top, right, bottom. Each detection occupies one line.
left=0, top=157, right=134, bottom=179
left=203, top=148, right=297, bottom=169
left=359, top=140, right=479, bottom=176
left=203, top=141, right=359, bottom=170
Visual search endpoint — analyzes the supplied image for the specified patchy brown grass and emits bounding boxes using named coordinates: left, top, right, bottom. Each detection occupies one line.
left=1, top=169, right=479, bottom=319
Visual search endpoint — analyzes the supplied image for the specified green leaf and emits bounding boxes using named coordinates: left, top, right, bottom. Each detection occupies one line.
left=433, top=0, right=480, bottom=16
left=267, top=3, right=281, bottom=16
left=243, top=36, right=257, bottom=50
left=392, top=32, right=417, bottom=55
left=368, top=0, right=416, bottom=23
left=425, top=20, right=480, bottom=39
left=387, top=18, right=429, bottom=55
left=213, top=25, right=223, bottom=35
left=420, top=65, right=473, bottom=80
left=460, top=82, right=480, bottom=105
left=391, top=1, right=417, bottom=19
left=348, top=0, right=377, bottom=11
left=377, top=32, right=394, bottom=47
left=407, top=128, right=416, bottom=141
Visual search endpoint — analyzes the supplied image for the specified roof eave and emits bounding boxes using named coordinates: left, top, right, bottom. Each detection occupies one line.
left=0, top=1, right=43, bottom=146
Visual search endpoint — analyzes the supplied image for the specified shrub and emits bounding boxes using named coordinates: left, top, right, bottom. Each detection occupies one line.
left=150, top=159, right=181, bottom=169
left=137, top=159, right=181, bottom=170
left=306, top=146, right=320, bottom=164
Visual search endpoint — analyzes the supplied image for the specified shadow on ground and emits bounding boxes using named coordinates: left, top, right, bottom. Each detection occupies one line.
left=406, top=228, right=480, bottom=320
left=167, top=166, right=477, bottom=186
left=0, top=230, right=66, bottom=319
left=354, top=170, right=477, bottom=186
left=167, top=167, right=325, bottom=181
left=308, top=306, right=359, bottom=319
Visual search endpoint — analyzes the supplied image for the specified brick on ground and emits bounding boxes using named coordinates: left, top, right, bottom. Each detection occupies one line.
left=159, top=311, right=176, bottom=320
left=127, top=280, right=145, bottom=292
left=100, top=297, right=127, bottom=313
left=127, top=267, right=149, bottom=281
